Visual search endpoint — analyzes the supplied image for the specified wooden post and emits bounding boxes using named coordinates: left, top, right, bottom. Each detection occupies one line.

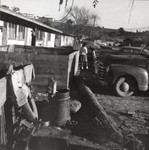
left=31, top=28, right=36, bottom=46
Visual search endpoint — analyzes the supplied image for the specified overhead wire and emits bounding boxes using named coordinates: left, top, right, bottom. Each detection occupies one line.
left=127, top=0, right=134, bottom=9
left=128, top=0, right=149, bottom=23
left=128, top=0, right=135, bottom=23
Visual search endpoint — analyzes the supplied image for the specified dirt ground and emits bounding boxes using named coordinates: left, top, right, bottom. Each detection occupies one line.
left=1, top=68, right=149, bottom=150
left=29, top=68, right=149, bottom=150
left=79, top=68, right=149, bottom=150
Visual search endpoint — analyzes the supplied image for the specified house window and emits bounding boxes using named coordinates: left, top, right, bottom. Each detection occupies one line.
left=8, top=23, right=17, bottom=39
left=63, top=36, right=66, bottom=41
left=37, top=31, right=44, bottom=40
left=18, top=25, right=25, bottom=40
left=48, top=33, right=51, bottom=41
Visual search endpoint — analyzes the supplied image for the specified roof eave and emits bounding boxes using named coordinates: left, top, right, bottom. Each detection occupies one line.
left=0, top=7, right=63, bottom=34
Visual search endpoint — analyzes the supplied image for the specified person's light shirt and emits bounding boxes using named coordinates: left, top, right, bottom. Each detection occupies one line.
left=80, top=46, right=88, bottom=55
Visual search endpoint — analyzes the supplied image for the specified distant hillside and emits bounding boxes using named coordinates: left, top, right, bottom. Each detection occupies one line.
left=38, top=17, right=149, bottom=46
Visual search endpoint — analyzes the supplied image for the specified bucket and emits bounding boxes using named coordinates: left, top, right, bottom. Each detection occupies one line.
left=35, top=100, right=50, bottom=122
left=49, top=89, right=71, bottom=126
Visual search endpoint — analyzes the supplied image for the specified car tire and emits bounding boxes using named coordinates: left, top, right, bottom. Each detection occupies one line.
left=115, top=77, right=134, bottom=97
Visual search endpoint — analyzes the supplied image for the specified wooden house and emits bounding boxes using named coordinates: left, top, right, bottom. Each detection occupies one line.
left=0, top=7, right=74, bottom=47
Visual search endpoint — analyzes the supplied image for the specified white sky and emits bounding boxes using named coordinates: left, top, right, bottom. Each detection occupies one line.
left=1, top=0, right=149, bottom=31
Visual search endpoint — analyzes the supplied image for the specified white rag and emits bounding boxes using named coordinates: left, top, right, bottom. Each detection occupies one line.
left=11, top=69, right=30, bottom=107
left=23, top=64, right=35, bottom=84
left=0, top=77, right=7, bottom=113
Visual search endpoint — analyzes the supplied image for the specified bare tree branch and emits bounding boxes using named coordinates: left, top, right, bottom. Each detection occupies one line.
left=59, top=0, right=99, bottom=8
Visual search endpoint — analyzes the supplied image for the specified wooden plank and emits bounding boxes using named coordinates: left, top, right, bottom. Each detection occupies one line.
left=72, top=76, right=124, bottom=143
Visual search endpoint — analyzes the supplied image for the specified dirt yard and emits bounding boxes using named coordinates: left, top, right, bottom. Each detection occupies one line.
left=30, top=68, right=149, bottom=150
left=1, top=68, right=149, bottom=150
left=80, top=69, right=149, bottom=150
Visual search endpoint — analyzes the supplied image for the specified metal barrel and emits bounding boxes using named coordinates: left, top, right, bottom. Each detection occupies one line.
left=49, top=89, right=71, bottom=126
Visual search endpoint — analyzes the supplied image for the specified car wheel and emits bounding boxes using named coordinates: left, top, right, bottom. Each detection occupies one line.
left=115, top=77, right=134, bottom=97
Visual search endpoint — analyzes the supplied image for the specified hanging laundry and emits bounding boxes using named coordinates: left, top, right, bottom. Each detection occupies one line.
left=23, top=64, right=35, bottom=85
left=0, top=77, right=7, bottom=110
left=11, top=69, right=30, bottom=107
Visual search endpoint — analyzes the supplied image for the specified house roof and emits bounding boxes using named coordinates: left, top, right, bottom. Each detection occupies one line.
left=0, top=7, right=63, bottom=34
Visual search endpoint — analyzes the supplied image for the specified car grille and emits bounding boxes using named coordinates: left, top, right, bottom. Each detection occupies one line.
left=98, top=61, right=108, bottom=82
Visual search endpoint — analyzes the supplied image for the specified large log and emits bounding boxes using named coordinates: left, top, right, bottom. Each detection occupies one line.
left=72, top=76, right=124, bottom=143
left=71, top=76, right=145, bottom=149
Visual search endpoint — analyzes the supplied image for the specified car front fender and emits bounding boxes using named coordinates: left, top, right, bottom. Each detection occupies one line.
left=110, top=64, right=148, bottom=91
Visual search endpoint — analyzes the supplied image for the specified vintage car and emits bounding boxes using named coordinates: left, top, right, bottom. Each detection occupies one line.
left=95, top=44, right=149, bottom=97
left=99, top=46, right=147, bottom=57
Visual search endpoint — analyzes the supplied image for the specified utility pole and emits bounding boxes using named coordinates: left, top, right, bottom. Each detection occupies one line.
left=93, top=16, right=96, bottom=27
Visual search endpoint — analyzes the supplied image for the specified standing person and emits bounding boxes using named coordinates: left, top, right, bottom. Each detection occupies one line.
left=80, top=43, right=89, bottom=70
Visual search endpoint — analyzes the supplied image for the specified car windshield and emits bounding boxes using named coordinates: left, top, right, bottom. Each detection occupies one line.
left=142, top=48, right=149, bottom=56
left=120, top=47, right=141, bottom=54
left=119, top=46, right=149, bottom=56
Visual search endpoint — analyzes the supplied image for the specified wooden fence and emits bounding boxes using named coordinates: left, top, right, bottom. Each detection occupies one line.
left=0, top=45, right=79, bottom=92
